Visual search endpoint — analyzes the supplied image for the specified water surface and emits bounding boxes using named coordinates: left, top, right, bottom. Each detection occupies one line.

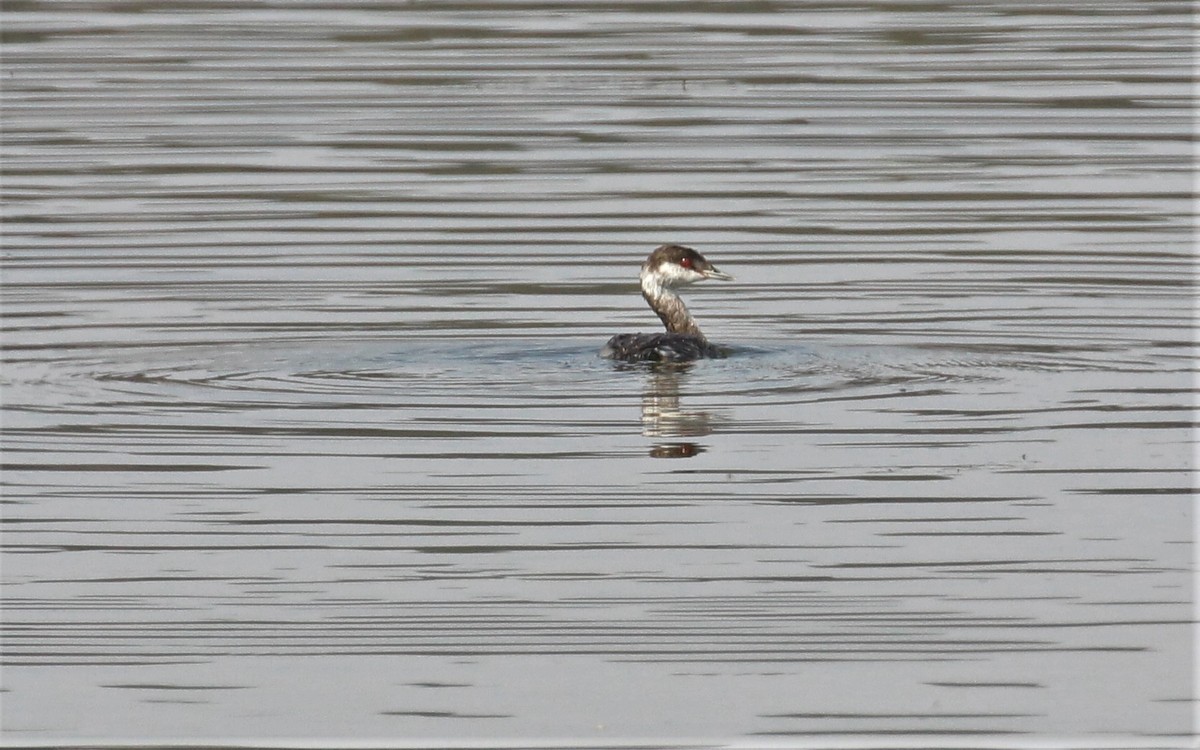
left=1, top=1, right=1194, bottom=746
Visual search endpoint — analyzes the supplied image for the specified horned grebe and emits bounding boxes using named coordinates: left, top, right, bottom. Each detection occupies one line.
left=601, top=244, right=734, bottom=362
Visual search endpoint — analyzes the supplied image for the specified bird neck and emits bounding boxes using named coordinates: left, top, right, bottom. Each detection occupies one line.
left=641, top=274, right=705, bottom=338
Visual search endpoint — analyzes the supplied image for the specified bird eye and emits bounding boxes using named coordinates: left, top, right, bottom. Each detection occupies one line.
left=679, top=256, right=693, bottom=269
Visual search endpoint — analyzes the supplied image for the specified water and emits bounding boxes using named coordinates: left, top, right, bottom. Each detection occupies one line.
left=1, top=1, right=1195, bottom=746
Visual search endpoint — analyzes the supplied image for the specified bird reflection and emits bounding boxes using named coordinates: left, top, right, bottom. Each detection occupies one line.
left=638, top=364, right=714, bottom=458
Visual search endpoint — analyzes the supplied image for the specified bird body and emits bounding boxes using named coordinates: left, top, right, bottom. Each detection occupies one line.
left=602, top=332, right=727, bottom=362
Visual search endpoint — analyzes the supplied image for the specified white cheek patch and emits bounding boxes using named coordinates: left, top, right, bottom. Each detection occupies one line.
left=657, top=263, right=705, bottom=286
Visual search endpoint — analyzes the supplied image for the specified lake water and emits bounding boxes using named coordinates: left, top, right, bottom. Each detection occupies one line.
left=1, top=1, right=1195, bottom=747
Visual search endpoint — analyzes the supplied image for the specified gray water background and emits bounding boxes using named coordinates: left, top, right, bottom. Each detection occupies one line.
left=1, top=1, right=1195, bottom=746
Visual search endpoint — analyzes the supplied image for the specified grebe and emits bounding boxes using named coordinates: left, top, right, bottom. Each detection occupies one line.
left=601, top=244, right=734, bottom=362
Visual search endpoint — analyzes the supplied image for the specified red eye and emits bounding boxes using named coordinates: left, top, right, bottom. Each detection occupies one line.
left=679, top=256, right=693, bottom=269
